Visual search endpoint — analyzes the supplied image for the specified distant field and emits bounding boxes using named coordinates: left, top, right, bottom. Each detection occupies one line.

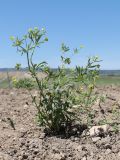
left=0, top=71, right=120, bottom=88
left=0, top=71, right=46, bottom=79
left=0, top=71, right=46, bottom=88
left=96, top=75, right=120, bottom=86
left=0, top=79, right=10, bottom=88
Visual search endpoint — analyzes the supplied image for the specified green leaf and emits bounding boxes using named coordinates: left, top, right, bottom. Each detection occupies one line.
left=10, top=36, right=15, bottom=41
left=15, top=63, right=21, bottom=70
left=44, top=37, right=48, bottom=41
left=64, top=58, right=71, bottom=64
left=80, top=44, right=84, bottom=49
left=61, top=43, right=70, bottom=52
left=74, top=48, right=79, bottom=54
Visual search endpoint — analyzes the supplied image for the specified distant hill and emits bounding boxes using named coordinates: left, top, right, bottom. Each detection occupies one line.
left=0, top=68, right=120, bottom=76
left=99, top=70, right=120, bottom=76
left=0, top=68, right=27, bottom=72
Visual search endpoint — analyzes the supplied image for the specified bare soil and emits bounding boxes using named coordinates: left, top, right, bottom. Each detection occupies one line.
left=0, top=86, right=120, bottom=160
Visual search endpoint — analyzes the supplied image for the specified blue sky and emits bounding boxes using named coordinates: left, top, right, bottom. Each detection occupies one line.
left=0, top=0, right=120, bottom=69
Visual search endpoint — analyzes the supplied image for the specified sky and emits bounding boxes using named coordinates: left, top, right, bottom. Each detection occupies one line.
left=0, top=0, right=120, bottom=69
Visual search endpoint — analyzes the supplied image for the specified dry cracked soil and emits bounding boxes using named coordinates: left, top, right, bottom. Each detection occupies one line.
left=0, top=86, right=120, bottom=160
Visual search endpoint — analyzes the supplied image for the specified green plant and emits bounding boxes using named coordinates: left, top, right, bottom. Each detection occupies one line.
left=12, top=77, right=34, bottom=89
left=111, top=123, right=119, bottom=133
left=11, top=27, right=100, bottom=133
left=15, top=63, right=21, bottom=70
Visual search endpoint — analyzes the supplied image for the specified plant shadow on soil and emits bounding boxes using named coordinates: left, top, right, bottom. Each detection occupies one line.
left=43, top=123, right=88, bottom=139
